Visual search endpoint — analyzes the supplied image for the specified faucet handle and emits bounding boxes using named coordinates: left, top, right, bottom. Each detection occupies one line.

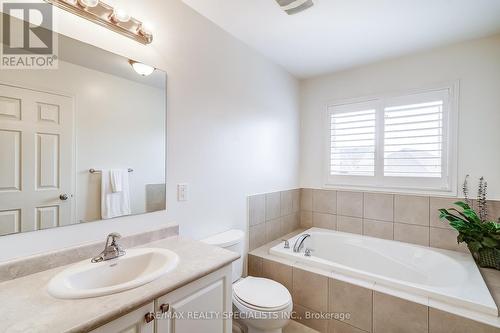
left=281, top=239, right=290, bottom=249
left=108, top=232, right=121, bottom=241
left=106, top=232, right=122, bottom=246
left=304, top=248, right=314, bottom=257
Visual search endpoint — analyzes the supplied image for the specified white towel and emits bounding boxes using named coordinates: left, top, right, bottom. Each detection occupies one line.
left=101, top=169, right=131, bottom=219
left=110, top=169, right=123, bottom=193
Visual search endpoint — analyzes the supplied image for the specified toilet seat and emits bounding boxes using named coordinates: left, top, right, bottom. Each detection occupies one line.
left=233, top=277, right=292, bottom=312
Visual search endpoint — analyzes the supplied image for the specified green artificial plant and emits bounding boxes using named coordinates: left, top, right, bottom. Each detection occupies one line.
left=439, top=201, right=500, bottom=269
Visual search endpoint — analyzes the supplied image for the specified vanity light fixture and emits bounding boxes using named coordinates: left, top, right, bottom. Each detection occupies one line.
left=77, top=0, right=99, bottom=8
left=110, top=8, right=131, bottom=23
left=129, top=60, right=155, bottom=76
left=138, top=22, right=153, bottom=39
left=44, top=0, right=153, bottom=44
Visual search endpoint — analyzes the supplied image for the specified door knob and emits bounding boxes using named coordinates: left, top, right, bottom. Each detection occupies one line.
left=59, top=194, right=69, bottom=201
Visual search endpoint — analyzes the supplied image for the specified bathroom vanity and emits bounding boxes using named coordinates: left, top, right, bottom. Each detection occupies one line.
left=0, top=233, right=239, bottom=333
left=91, top=265, right=232, bottom=333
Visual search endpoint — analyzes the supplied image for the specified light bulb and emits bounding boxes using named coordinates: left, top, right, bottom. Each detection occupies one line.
left=129, top=60, right=155, bottom=76
left=138, top=22, right=153, bottom=37
left=78, top=0, right=99, bottom=8
left=111, top=8, right=130, bottom=23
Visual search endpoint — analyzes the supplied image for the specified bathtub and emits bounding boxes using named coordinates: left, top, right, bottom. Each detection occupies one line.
left=270, top=228, right=498, bottom=321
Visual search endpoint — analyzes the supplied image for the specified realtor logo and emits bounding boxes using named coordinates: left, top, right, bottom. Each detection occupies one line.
left=1, top=1, right=58, bottom=69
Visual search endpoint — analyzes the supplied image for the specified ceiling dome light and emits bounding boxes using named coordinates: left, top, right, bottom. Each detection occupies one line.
left=129, top=60, right=155, bottom=76
left=78, top=0, right=99, bottom=8
left=111, top=8, right=130, bottom=23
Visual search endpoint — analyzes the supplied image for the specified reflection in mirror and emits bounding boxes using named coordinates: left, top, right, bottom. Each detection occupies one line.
left=0, top=14, right=166, bottom=236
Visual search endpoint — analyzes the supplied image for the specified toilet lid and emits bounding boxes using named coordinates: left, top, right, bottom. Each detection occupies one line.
left=233, top=277, right=291, bottom=309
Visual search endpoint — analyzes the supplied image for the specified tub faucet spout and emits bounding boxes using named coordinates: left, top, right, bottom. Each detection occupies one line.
left=293, top=234, right=311, bottom=253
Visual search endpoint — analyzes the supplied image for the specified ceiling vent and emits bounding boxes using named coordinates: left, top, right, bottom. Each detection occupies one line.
left=276, top=0, right=314, bottom=15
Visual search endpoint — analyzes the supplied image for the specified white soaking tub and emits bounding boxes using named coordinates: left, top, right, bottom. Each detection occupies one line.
left=270, top=228, right=499, bottom=325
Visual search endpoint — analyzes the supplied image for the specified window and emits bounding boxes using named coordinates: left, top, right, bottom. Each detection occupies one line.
left=326, top=85, right=458, bottom=194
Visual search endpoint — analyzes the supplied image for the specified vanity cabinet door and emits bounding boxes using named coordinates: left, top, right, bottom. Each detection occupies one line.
left=156, top=265, right=233, bottom=333
left=90, top=302, right=155, bottom=333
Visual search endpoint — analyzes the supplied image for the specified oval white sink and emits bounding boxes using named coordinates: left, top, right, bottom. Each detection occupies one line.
left=48, top=248, right=179, bottom=299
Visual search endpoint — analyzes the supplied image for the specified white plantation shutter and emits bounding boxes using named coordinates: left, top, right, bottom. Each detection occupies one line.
left=384, top=100, right=444, bottom=178
left=326, top=86, right=457, bottom=194
left=329, top=102, right=376, bottom=177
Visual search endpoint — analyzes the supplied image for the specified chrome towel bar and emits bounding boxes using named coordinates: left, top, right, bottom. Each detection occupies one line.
left=89, top=168, right=134, bottom=173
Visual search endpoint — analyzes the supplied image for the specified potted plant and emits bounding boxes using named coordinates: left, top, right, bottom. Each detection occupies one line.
left=439, top=176, right=500, bottom=270
left=439, top=201, right=500, bottom=269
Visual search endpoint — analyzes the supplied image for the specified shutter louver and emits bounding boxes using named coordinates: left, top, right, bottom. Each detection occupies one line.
left=330, top=108, right=376, bottom=176
left=383, top=101, right=443, bottom=178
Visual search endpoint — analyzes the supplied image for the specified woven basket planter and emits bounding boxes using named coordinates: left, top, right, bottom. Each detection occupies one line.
left=468, top=246, right=500, bottom=270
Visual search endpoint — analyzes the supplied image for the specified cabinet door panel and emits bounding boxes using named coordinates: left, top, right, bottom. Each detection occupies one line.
left=90, top=302, right=155, bottom=333
left=156, top=266, right=232, bottom=333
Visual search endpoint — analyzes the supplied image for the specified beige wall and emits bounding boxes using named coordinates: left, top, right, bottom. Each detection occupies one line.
left=0, top=0, right=299, bottom=261
left=300, top=35, right=500, bottom=199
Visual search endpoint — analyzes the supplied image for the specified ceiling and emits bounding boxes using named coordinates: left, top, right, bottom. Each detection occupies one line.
left=182, top=0, right=500, bottom=78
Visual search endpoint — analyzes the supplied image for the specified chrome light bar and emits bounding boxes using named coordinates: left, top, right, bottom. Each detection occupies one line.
left=43, top=0, right=153, bottom=44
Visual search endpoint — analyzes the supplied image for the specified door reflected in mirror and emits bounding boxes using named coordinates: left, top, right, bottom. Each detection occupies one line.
left=0, top=14, right=166, bottom=236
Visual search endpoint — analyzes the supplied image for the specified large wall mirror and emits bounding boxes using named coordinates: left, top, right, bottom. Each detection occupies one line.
left=0, top=14, right=166, bottom=236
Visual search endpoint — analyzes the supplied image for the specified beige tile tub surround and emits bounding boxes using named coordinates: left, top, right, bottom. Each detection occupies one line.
left=263, top=257, right=294, bottom=292
left=249, top=222, right=267, bottom=250
left=362, top=219, right=393, bottom=240
left=313, top=212, right=337, bottom=230
left=0, top=236, right=239, bottom=333
left=266, top=217, right=283, bottom=243
left=301, top=188, right=313, bottom=211
left=293, top=267, right=329, bottom=312
left=249, top=194, right=266, bottom=226
left=294, top=303, right=329, bottom=332
left=266, top=192, right=282, bottom=220
left=247, top=253, right=263, bottom=277
left=248, top=190, right=300, bottom=251
left=329, top=279, right=372, bottom=332
left=330, top=320, right=368, bottom=333
left=0, top=224, right=179, bottom=282
left=394, top=222, right=430, bottom=246
left=394, top=195, right=430, bottom=226
left=337, top=216, right=363, bottom=235
left=313, top=190, right=337, bottom=214
left=429, top=308, right=499, bottom=333
left=429, top=196, right=457, bottom=229
left=294, top=188, right=500, bottom=253
left=363, top=192, right=394, bottom=222
left=430, top=227, right=468, bottom=252
left=301, top=211, right=313, bottom=228
left=337, top=191, right=363, bottom=218
left=373, top=291, right=428, bottom=333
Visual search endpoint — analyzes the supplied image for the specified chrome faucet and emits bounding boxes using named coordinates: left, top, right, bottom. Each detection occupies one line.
left=293, top=234, right=310, bottom=253
left=91, top=233, right=126, bottom=263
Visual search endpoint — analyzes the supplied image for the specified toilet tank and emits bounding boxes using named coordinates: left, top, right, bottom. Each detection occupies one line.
left=202, top=229, right=245, bottom=282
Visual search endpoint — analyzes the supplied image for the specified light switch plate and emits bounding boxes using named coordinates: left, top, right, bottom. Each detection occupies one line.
left=177, top=183, right=188, bottom=201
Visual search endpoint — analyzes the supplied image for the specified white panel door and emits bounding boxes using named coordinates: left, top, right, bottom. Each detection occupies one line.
left=0, top=83, right=74, bottom=235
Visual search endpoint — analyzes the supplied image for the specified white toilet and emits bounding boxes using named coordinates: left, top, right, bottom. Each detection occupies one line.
left=203, top=230, right=292, bottom=333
